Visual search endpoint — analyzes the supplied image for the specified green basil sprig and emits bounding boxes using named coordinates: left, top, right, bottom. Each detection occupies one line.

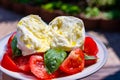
left=11, top=36, right=22, bottom=58
left=44, top=49, right=67, bottom=74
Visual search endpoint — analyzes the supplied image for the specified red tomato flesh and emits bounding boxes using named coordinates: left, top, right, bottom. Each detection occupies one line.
left=14, top=56, right=31, bottom=72
left=85, top=55, right=98, bottom=67
left=85, top=58, right=97, bottom=67
left=7, top=32, right=16, bottom=49
left=60, top=48, right=84, bottom=74
left=29, top=55, right=57, bottom=79
left=1, top=53, right=20, bottom=72
left=84, top=37, right=98, bottom=56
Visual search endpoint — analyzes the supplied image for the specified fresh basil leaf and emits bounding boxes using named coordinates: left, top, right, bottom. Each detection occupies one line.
left=84, top=53, right=97, bottom=60
left=11, top=36, right=22, bottom=58
left=44, top=49, right=67, bottom=74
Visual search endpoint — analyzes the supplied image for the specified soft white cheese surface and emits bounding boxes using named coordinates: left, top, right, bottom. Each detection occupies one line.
left=49, top=16, right=85, bottom=51
left=16, top=15, right=85, bottom=56
left=16, top=15, right=51, bottom=56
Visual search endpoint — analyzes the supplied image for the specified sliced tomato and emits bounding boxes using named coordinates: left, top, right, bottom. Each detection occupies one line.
left=29, top=55, right=57, bottom=79
left=6, top=48, right=13, bottom=57
left=84, top=37, right=98, bottom=56
left=1, top=53, right=20, bottom=72
left=57, top=69, right=70, bottom=77
left=6, top=32, right=16, bottom=56
left=7, top=32, right=16, bottom=49
left=84, top=54, right=98, bottom=67
left=60, top=48, right=84, bottom=74
left=14, top=56, right=30, bottom=72
left=85, top=58, right=97, bottom=67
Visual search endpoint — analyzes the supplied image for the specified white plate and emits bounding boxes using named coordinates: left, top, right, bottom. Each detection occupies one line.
left=0, top=32, right=108, bottom=80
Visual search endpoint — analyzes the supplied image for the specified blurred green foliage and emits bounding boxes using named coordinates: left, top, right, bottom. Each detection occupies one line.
left=84, top=7, right=100, bottom=18
left=87, top=0, right=116, bottom=7
left=11, top=0, right=120, bottom=19
left=103, top=10, right=120, bottom=19
left=42, top=1, right=80, bottom=15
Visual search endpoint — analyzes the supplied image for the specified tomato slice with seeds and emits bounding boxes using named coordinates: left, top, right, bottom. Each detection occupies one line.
left=60, top=48, right=84, bottom=74
left=29, top=55, right=57, bottom=79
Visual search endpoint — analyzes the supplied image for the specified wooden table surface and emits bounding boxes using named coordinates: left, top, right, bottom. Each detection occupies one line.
left=0, top=7, right=120, bottom=80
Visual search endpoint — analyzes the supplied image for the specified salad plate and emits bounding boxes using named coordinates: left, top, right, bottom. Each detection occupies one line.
left=0, top=32, right=108, bottom=80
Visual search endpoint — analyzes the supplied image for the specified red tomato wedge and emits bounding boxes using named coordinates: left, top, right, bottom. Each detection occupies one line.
left=14, top=56, right=30, bottom=72
left=60, top=48, right=84, bottom=74
left=85, top=58, right=97, bottom=67
left=29, top=55, right=57, bottom=79
left=84, top=37, right=98, bottom=56
left=7, top=32, right=16, bottom=49
left=84, top=54, right=98, bottom=67
left=1, top=53, right=20, bottom=72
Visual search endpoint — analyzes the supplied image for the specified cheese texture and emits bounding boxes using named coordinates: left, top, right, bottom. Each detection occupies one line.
left=49, top=16, right=85, bottom=51
left=16, top=15, right=51, bottom=56
left=16, top=15, right=85, bottom=56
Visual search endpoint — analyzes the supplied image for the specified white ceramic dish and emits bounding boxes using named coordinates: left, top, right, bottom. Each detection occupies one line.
left=0, top=32, right=108, bottom=80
